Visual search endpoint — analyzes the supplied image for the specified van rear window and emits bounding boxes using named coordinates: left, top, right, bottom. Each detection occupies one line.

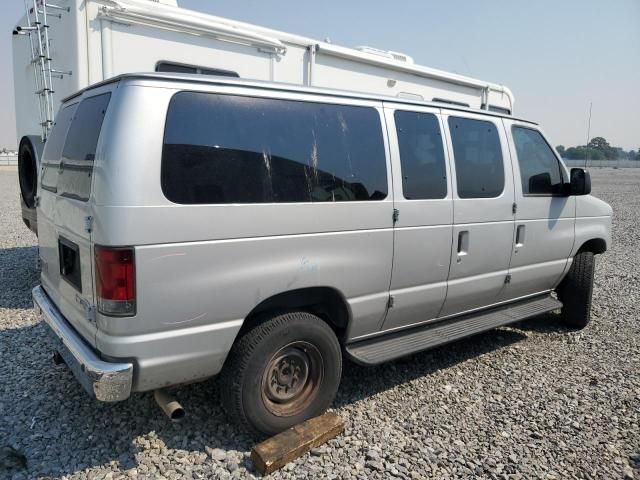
left=40, top=93, right=111, bottom=201
left=161, top=92, right=388, bottom=204
left=41, top=103, right=77, bottom=193
left=57, top=93, right=111, bottom=201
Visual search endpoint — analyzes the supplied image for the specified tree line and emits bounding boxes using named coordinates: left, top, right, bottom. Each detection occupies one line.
left=556, top=137, right=639, bottom=161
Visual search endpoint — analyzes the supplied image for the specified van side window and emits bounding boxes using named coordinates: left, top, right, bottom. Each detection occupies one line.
left=162, top=92, right=388, bottom=204
left=448, top=117, right=504, bottom=198
left=512, top=126, right=564, bottom=195
left=57, top=93, right=111, bottom=201
left=394, top=111, right=447, bottom=199
left=156, top=62, right=239, bottom=78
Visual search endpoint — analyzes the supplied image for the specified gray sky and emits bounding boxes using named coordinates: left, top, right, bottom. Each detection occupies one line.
left=1, top=0, right=638, bottom=150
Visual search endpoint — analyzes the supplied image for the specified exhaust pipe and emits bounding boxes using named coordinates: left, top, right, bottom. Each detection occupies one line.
left=154, top=389, right=185, bottom=422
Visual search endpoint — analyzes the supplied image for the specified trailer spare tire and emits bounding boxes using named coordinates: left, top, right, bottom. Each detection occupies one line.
left=18, top=136, right=42, bottom=209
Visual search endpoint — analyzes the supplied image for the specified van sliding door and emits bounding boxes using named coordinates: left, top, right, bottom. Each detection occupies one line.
left=380, top=105, right=453, bottom=331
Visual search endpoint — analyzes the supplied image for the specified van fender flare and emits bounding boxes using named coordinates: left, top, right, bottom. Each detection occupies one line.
left=240, top=286, right=352, bottom=338
left=576, top=238, right=607, bottom=255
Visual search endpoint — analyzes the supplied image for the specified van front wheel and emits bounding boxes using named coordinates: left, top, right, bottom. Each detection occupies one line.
left=220, top=312, right=342, bottom=437
left=557, top=251, right=595, bottom=329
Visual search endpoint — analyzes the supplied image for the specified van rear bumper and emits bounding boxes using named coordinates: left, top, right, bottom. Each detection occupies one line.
left=33, top=285, right=133, bottom=402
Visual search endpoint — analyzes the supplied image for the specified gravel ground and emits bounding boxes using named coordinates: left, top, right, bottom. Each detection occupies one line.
left=1, top=166, right=639, bottom=480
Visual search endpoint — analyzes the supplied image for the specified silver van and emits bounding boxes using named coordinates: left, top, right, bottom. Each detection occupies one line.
left=33, top=73, right=612, bottom=435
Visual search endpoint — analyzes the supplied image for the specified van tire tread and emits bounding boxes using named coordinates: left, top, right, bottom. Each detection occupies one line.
left=557, top=251, right=595, bottom=329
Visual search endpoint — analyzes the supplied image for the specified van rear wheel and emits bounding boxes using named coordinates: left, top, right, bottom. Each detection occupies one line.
left=220, top=311, right=342, bottom=437
left=557, top=251, right=595, bottom=329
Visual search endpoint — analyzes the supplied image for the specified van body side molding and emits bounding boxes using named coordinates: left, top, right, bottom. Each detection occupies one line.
left=345, top=294, right=562, bottom=365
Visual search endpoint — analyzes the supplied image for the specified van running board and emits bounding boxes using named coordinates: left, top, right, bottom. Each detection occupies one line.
left=346, top=294, right=562, bottom=366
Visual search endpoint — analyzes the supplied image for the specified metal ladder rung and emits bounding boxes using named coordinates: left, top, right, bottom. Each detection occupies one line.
left=46, top=3, right=71, bottom=12
left=18, top=0, right=61, bottom=140
left=39, top=10, right=62, bottom=19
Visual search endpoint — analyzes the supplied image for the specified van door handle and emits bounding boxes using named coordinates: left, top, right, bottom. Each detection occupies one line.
left=515, top=225, right=526, bottom=247
left=457, top=230, right=469, bottom=260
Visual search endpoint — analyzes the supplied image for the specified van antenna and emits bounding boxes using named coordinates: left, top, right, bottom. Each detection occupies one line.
left=585, top=101, right=592, bottom=169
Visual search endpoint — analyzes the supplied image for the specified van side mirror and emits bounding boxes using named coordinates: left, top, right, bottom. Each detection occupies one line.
left=569, top=168, right=591, bottom=196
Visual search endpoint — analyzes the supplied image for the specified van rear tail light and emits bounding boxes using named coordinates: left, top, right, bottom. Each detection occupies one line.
left=95, top=246, right=136, bottom=316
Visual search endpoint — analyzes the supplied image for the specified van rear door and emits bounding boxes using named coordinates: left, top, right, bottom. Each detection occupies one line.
left=37, top=90, right=112, bottom=346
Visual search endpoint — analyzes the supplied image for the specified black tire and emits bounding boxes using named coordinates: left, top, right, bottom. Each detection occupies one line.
left=18, top=137, right=39, bottom=209
left=220, top=311, right=342, bottom=437
left=557, top=251, right=595, bottom=329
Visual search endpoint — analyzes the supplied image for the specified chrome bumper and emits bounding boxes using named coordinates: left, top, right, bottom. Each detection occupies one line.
left=32, top=285, right=133, bottom=402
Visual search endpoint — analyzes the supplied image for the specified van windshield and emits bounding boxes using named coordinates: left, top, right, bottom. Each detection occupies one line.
left=40, top=93, right=111, bottom=201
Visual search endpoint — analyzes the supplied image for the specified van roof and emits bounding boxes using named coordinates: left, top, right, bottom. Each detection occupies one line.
left=64, top=72, right=537, bottom=125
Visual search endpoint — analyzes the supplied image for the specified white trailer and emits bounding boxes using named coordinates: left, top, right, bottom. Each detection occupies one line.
left=12, top=0, right=514, bottom=232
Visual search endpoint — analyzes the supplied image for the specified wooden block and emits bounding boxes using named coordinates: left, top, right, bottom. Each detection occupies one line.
left=251, top=412, right=345, bottom=475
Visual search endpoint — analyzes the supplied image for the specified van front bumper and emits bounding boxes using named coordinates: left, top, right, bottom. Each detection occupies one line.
left=32, top=285, right=133, bottom=402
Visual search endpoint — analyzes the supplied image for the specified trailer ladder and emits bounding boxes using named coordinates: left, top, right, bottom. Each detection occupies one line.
left=14, top=0, right=71, bottom=140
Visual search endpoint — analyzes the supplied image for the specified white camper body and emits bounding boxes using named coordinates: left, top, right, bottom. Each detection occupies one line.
left=12, top=0, right=515, bottom=233
left=13, top=0, right=514, bottom=143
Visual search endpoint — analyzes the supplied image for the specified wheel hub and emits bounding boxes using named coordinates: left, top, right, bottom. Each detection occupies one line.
left=265, top=349, right=309, bottom=402
left=261, top=341, right=324, bottom=417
